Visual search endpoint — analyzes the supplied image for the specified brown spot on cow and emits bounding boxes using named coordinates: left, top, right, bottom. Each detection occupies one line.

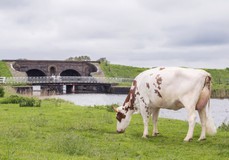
left=146, top=83, right=150, bottom=89
left=140, top=97, right=149, bottom=113
left=205, top=76, right=211, bottom=90
left=156, top=74, right=162, bottom=86
left=153, top=75, right=162, bottom=90
left=154, top=89, right=162, bottom=98
left=140, top=97, right=146, bottom=104
left=153, top=83, right=157, bottom=88
left=175, top=100, right=184, bottom=108
left=159, top=67, right=165, bottom=70
left=116, top=112, right=126, bottom=122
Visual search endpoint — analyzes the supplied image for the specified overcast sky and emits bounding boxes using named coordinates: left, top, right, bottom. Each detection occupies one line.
left=0, top=0, right=228, bottom=68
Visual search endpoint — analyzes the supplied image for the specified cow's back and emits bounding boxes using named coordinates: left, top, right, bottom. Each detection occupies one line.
left=134, top=67, right=210, bottom=110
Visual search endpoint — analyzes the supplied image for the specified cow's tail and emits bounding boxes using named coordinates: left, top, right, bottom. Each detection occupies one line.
left=205, top=76, right=217, bottom=135
left=206, top=100, right=217, bottom=135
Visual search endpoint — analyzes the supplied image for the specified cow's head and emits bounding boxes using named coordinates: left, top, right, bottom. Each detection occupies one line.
left=113, top=106, right=133, bottom=133
left=114, top=80, right=137, bottom=133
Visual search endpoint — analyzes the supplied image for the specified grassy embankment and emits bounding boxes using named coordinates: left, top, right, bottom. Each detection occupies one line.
left=0, top=61, right=12, bottom=77
left=0, top=97, right=228, bottom=159
left=100, top=62, right=147, bottom=87
left=100, top=62, right=229, bottom=98
left=205, top=68, right=229, bottom=98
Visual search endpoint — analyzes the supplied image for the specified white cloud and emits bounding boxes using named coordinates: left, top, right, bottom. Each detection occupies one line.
left=0, top=0, right=228, bottom=68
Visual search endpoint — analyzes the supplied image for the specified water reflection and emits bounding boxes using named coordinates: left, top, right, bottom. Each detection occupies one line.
left=53, top=94, right=229, bottom=127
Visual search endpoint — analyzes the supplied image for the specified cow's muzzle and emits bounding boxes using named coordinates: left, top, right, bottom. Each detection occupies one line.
left=117, top=129, right=125, bottom=133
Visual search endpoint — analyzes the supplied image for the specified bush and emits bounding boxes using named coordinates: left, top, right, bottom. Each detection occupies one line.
left=0, top=95, right=23, bottom=103
left=218, top=122, right=229, bottom=131
left=0, top=95, right=41, bottom=107
left=19, top=97, right=41, bottom=107
left=0, top=86, right=4, bottom=97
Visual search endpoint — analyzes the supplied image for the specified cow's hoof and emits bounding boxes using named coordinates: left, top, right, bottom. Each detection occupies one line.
left=142, top=135, right=148, bottom=138
left=184, top=138, right=193, bottom=142
left=153, top=132, right=159, bottom=137
left=198, top=137, right=206, bottom=141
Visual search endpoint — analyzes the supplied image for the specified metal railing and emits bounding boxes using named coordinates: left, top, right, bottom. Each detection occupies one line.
left=0, top=76, right=133, bottom=84
left=0, top=77, right=6, bottom=84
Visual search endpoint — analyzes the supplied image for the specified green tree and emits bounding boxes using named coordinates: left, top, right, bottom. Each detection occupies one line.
left=66, top=56, right=91, bottom=61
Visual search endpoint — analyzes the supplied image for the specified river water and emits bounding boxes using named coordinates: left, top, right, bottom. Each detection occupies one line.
left=53, top=94, right=229, bottom=127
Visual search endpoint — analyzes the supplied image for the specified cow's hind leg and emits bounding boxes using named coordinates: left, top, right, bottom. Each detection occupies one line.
left=184, top=107, right=197, bottom=142
left=198, top=108, right=207, bottom=141
left=152, top=108, right=160, bottom=136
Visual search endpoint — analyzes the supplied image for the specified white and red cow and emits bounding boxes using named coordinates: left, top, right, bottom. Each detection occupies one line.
left=114, top=67, right=217, bottom=141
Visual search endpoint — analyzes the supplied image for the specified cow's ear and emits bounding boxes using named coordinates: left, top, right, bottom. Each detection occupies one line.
left=113, top=106, right=118, bottom=113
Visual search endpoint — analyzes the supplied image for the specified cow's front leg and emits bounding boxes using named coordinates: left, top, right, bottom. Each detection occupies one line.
left=184, top=108, right=197, bottom=142
left=142, top=115, right=149, bottom=138
left=152, top=108, right=160, bottom=136
left=139, top=97, right=150, bottom=138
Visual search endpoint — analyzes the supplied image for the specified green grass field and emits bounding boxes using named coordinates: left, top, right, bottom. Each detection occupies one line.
left=0, top=98, right=228, bottom=160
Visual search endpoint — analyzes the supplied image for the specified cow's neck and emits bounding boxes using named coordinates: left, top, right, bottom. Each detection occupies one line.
left=122, top=80, right=137, bottom=113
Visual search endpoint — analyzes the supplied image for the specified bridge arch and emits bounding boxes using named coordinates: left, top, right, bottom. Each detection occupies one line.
left=26, top=69, right=46, bottom=77
left=49, top=65, right=57, bottom=76
left=6, top=60, right=99, bottom=77
left=60, top=69, right=81, bottom=76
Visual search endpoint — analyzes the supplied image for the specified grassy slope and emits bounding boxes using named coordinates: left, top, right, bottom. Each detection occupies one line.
left=0, top=61, right=12, bottom=77
left=100, top=62, right=147, bottom=78
left=100, top=62, right=229, bottom=89
left=0, top=100, right=228, bottom=160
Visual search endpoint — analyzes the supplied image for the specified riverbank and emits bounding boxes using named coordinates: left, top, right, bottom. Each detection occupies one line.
left=0, top=99, right=228, bottom=159
left=212, top=88, right=229, bottom=98
left=111, top=86, right=229, bottom=98
left=52, top=94, right=229, bottom=127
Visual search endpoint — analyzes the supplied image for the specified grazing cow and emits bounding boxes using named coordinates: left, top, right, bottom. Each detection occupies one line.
left=114, top=67, right=217, bottom=141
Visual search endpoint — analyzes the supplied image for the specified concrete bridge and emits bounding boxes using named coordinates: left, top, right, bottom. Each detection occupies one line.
left=3, top=59, right=98, bottom=77
left=1, top=60, right=131, bottom=95
left=0, top=76, right=132, bottom=95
